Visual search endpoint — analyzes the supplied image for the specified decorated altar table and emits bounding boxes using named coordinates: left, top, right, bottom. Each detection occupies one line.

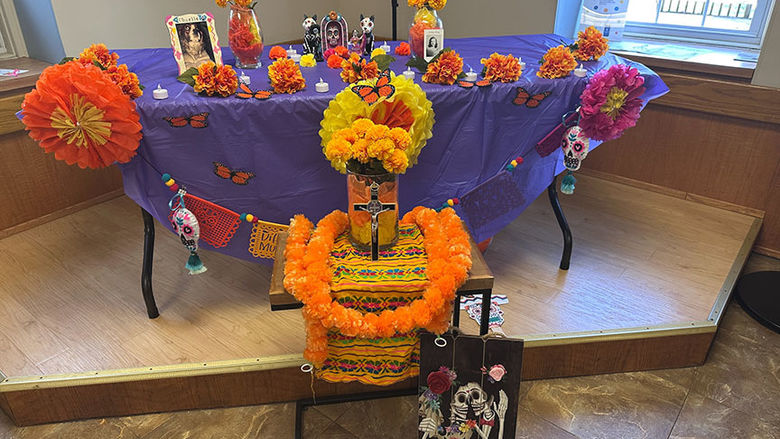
left=117, top=34, right=668, bottom=264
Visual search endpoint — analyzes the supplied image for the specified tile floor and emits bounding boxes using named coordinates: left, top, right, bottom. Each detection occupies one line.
left=1, top=253, right=778, bottom=439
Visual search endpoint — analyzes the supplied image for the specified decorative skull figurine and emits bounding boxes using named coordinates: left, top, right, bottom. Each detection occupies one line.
left=321, top=11, right=348, bottom=54
left=172, top=207, right=200, bottom=253
left=561, top=125, right=590, bottom=171
left=359, top=14, right=375, bottom=56
left=302, top=14, right=323, bottom=61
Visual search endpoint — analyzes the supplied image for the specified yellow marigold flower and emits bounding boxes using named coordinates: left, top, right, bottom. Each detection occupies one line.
left=352, top=118, right=375, bottom=137
left=325, top=138, right=352, bottom=162
left=428, top=0, right=447, bottom=9
left=365, top=124, right=390, bottom=141
left=352, top=138, right=370, bottom=163
left=384, top=148, right=409, bottom=174
left=333, top=127, right=357, bottom=143
left=367, top=137, right=396, bottom=161
left=388, top=128, right=412, bottom=150
left=300, top=53, right=317, bottom=67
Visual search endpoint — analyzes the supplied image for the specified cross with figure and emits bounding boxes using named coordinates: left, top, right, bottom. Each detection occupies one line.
left=353, top=182, right=396, bottom=261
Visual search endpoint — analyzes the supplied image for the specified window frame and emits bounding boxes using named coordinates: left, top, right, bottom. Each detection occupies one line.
left=623, top=0, right=775, bottom=49
left=0, top=0, right=27, bottom=60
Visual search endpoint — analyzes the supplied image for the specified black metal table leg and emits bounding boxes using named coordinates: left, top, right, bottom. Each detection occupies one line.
left=141, top=208, right=160, bottom=319
left=452, top=293, right=461, bottom=328
left=479, top=289, right=491, bottom=335
left=548, top=175, right=573, bottom=270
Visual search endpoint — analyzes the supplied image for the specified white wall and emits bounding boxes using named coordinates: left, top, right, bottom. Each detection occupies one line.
left=50, top=0, right=322, bottom=54
left=752, top=0, right=780, bottom=87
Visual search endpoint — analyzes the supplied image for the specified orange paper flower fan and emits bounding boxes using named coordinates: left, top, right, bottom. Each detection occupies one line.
left=21, top=62, right=142, bottom=169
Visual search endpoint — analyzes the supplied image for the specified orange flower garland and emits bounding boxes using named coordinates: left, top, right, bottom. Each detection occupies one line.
left=193, top=61, right=239, bottom=97
left=21, top=62, right=142, bottom=169
left=284, top=206, right=471, bottom=366
left=422, top=50, right=463, bottom=85
left=537, top=45, right=577, bottom=79
left=480, top=53, right=523, bottom=83
left=77, top=43, right=119, bottom=69
left=573, top=26, right=609, bottom=61
left=340, top=53, right=379, bottom=83
left=268, top=58, right=306, bottom=94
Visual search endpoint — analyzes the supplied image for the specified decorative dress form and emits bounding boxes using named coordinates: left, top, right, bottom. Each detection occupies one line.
left=321, top=11, right=348, bottom=54
left=359, top=14, right=375, bottom=56
left=302, top=14, right=323, bottom=61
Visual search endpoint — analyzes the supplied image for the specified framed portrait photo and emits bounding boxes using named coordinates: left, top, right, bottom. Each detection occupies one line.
left=423, top=28, right=443, bottom=62
left=165, top=13, right=223, bottom=74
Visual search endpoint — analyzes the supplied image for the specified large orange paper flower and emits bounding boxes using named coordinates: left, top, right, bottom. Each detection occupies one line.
left=340, top=53, right=379, bottom=83
left=481, top=52, right=523, bottom=83
left=537, top=45, right=577, bottom=79
left=193, top=62, right=239, bottom=97
left=77, top=43, right=119, bottom=69
left=21, top=62, right=142, bottom=169
left=574, top=26, right=609, bottom=61
left=422, top=50, right=463, bottom=85
left=268, top=58, right=306, bottom=94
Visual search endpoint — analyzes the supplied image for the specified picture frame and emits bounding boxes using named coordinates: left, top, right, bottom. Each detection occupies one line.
left=165, top=13, right=223, bottom=74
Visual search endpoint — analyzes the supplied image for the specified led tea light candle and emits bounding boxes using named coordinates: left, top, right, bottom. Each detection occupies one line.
left=239, top=71, right=251, bottom=85
left=518, top=56, right=526, bottom=70
left=402, top=67, right=415, bottom=80
left=153, top=84, right=169, bottom=100
left=287, top=45, right=298, bottom=57
left=379, top=42, right=391, bottom=53
left=574, top=64, right=587, bottom=78
left=464, top=67, right=478, bottom=82
left=315, top=77, right=329, bottom=93
left=291, top=53, right=302, bottom=63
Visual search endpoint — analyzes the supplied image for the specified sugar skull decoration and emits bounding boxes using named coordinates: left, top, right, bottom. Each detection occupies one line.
left=321, top=11, right=348, bottom=53
left=169, top=192, right=207, bottom=275
left=560, top=125, right=590, bottom=195
left=302, top=14, right=323, bottom=62
left=359, top=14, right=375, bottom=56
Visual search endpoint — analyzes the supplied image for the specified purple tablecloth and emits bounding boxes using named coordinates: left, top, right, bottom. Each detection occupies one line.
left=117, top=34, right=668, bottom=263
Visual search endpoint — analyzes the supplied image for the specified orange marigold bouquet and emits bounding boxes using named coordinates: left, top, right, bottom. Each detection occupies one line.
left=480, top=52, right=523, bottom=83
left=77, top=43, right=119, bottom=69
left=65, top=43, right=143, bottom=99
left=573, top=26, right=609, bottom=61
left=268, top=58, right=306, bottom=94
left=324, top=118, right=412, bottom=174
left=422, top=49, right=464, bottom=85
left=340, top=53, right=379, bottom=83
left=537, top=45, right=578, bottom=79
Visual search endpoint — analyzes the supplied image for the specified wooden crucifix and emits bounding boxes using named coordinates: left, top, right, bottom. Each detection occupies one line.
left=353, top=182, right=396, bottom=261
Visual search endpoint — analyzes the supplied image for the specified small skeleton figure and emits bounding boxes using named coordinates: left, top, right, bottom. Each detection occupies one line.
left=359, top=14, right=375, bottom=56
left=302, top=14, right=323, bottom=61
left=447, top=383, right=508, bottom=439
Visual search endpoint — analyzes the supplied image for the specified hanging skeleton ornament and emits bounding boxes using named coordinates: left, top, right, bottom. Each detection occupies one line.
left=169, top=192, right=207, bottom=275
left=560, top=124, right=590, bottom=195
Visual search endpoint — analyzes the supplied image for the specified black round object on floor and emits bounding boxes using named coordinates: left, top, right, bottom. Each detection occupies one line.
left=735, top=271, right=780, bottom=333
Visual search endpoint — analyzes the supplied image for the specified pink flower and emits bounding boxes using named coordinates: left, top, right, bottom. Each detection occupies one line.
left=579, top=64, right=646, bottom=141
left=488, top=364, right=507, bottom=383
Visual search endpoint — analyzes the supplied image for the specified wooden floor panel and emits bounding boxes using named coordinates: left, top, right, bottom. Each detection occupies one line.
left=0, top=175, right=755, bottom=377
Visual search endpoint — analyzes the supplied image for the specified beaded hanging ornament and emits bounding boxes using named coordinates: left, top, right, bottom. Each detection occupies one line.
left=169, top=191, right=207, bottom=275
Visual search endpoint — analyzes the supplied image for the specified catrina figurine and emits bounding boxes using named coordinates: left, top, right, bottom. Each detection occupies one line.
left=560, top=125, right=590, bottom=195
left=169, top=192, right=207, bottom=275
left=302, top=14, right=323, bottom=61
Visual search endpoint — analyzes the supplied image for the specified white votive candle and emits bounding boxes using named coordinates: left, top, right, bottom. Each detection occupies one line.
left=379, top=42, right=391, bottom=53
left=290, top=53, right=302, bottom=63
left=287, top=46, right=298, bottom=57
left=239, top=72, right=251, bottom=85
left=402, top=67, right=415, bottom=80
left=464, top=68, right=478, bottom=82
left=315, top=78, right=329, bottom=93
left=152, top=84, right=168, bottom=100
left=574, top=64, right=587, bottom=77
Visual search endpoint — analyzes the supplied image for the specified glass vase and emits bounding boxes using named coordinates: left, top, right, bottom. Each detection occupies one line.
left=409, top=3, right=443, bottom=61
left=229, top=4, right=264, bottom=69
left=346, top=171, right=399, bottom=251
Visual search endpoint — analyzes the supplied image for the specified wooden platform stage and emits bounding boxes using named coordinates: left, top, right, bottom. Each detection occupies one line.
left=0, top=175, right=760, bottom=425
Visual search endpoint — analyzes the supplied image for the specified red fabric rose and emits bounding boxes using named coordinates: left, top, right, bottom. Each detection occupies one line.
left=427, top=370, right=451, bottom=394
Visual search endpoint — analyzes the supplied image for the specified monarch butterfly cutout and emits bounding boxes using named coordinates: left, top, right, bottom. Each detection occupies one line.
left=163, top=112, right=209, bottom=128
left=457, top=79, right=492, bottom=89
left=213, top=162, right=255, bottom=185
left=513, top=87, right=551, bottom=108
left=235, top=83, right=273, bottom=100
left=351, top=70, right=395, bottom=105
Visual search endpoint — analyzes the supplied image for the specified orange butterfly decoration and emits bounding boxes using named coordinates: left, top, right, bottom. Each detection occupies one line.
left=457, top=79, right=492, bottom=89
left=351, top=70, right=395, bottom=105
left=236, top=83, right=273, bottom=100
left=513, top=87, right=551, bottom=108
left=163, top=112, right=209, bottom=128
left=212, top=162, right=255, bottom=185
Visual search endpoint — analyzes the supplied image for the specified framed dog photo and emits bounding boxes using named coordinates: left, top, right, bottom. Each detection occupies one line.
left=165, top=13, right=223, bottom=74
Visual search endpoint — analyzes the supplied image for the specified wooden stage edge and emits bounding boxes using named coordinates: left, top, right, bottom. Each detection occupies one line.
left=0, top=217, right=761, bottom=426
